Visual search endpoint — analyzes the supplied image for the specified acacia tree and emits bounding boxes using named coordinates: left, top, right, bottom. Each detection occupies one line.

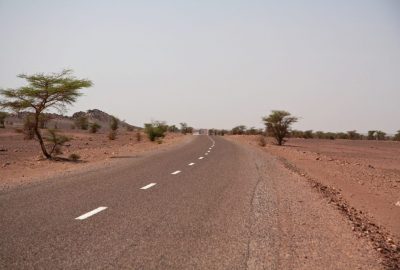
left=263, top=110, right=298, bottom=146
left=0, top=70, right=92, bottom=159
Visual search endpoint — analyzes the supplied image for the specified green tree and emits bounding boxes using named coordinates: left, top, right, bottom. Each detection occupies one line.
left=376, top=130, right=386, bottom=140
left=347, top=130, right=362, bottom=140
left=263, top=110, right=298, bottom=146
left=145, top=121, right=168, bottom=141
left=110, top=116, right=119, bottom=131
left=168, top=125, right=179, bottom=133
left=0, top=111, right=8, bottom=128
left=367, top=130, right=376, bottom=140
left=0, top=70, right=92, bottom=159
left=231, top=125, right=247, bottom=135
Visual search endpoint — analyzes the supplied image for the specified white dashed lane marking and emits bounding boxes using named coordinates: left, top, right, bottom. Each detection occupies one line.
left=140, top=183, right=157, bottom=190
left=171, top=170, right=181, bottom=175
left=199, top=157, right=204, bottom=160
left=188, top=163, right=195, bottom=166
left=75, top=207, right=107, bottom=220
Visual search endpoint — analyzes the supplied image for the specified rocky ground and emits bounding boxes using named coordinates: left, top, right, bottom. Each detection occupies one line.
left=227, top=135, right=400, bottom=269
left=0, top=127, right=187, bottom=192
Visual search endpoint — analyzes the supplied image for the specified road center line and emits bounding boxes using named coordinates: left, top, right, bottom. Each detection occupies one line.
left=188, top=163, right=195, bottom=166
left=199, top=157, right=204, bottom=160
left=171, top=170, right=181, bottom=175
left=75, top=207, right=107, bottom=220
left=140, top=183, right=156, bottom=190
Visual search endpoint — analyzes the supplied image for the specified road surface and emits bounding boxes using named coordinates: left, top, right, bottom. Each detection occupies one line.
left=0, top=136, right=382, bottom=269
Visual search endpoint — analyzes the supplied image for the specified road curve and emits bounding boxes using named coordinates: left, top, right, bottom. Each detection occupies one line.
left=0, top=136, right=382, bottom=269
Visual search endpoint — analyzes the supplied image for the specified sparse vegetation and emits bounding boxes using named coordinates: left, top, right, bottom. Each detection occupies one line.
left=89, top=122, right=101, bottom=133
left=258, top=135, right=266, bottom=147
left=75, top=115, right=89, bottom=130
left=0, top=69, right=92, bottom=159
left=110, top=116, right=119, bottom=131
left=168, top=125, right=179, bottom=133
left=263, top=110, right=298, bottom=146
left=180, top=122, right=193, bottom=135
left=145, top=121, right=168, bottom=141
left=45, top=129, right=70, bottom=156
left=69, top=153, right=81, bottom=162
left=0, top=111, right=9, bottom=128
left=231, top=125, right=247, bottom=135
left=347, top=130, right=362, bottom=140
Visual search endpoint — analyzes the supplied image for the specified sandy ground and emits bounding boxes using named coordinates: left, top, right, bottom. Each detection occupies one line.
left=227, top=135, right=400, bottom=267
left=0, top=128, right=188, bottom=192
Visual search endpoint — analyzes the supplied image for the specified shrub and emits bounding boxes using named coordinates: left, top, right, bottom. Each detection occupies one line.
left=347, top=130, right=362, bottom=140
left=126, top=125, right=134, bottom=132
left=0, top=111, right=8, bottom=128
left=258, top=135, right=266, bottom=147
left=144, top=121, right=168, bottom=141
left=168, top=125, right=179, bottom=133
left=108, top=130, right=116, bottom=140
left=75, top=115, right=89, bottom=130
left=89, top=122, right=101, bottom=133
left=303, top=130, right=313, bottom=139
left=45, top=129, right=70, bottom=156
left=69, top=153, right=80, bottom=162
left=110, top=116, right=119, bottom=131
left=231, top=125, right=247, bottom=135
left=263, top=110, right=298, bottom=146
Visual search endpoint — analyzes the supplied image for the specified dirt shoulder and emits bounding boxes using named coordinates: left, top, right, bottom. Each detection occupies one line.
left=0, top=128, right=190, bottom=192
left=226, top=135, right=400, bottom=269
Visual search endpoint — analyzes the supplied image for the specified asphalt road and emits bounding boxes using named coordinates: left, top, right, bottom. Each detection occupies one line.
left=0, top=135, right=382, bottom=269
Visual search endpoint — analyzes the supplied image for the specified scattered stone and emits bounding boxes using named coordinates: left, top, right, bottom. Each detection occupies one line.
left=316, top=157, right=321, bottom=161
left=368, top=164, right=375, bottom=169
left=2, top=162, right=11, bottom=167
left=0, top=148, right=7, bottom=152
left=395, top=201, right=400, bottom=207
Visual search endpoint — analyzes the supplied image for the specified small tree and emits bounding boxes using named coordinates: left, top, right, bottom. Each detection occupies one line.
left=75, top=115, right=89, bottom=130
left=89, top=122, right=101, bottom=133
left=376, top=130, right=386, bottom=141
left=0, top=70, right=92, bottom=159
left=45, top=129, right=70, bottom=156
left=168, top=125, right=179, bottom=133
left=180, top=122, right=188, bottom=134
left=263, top=110, right=298, bottom=146
left=110, top=116, right=119, bottom=131
left=347, top=130, right=362, bottom=140
left=367, top=130, right=376, bottom=140
left=0, top=111, right=9, bottom=128
left=109, top=116, right=119, bottom=140
left=231, top=125, right=247, bottom=135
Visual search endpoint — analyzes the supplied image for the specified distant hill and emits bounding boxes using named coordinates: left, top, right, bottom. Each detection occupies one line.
left=3, top=109, right=139, bottom=131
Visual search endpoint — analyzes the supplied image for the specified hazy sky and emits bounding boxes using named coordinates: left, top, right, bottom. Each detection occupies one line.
left=1, top=1, right=399, bottom=133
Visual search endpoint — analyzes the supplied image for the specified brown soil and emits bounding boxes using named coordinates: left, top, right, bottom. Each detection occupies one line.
left=227, top=135, right=400, bottom=269
left=0, top=127, right=187, bottom=192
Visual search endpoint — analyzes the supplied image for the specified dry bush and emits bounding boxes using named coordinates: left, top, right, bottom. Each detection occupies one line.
left=258, top=135, right=266, bottom=147
left=69, top=153, right=80, bottom=162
